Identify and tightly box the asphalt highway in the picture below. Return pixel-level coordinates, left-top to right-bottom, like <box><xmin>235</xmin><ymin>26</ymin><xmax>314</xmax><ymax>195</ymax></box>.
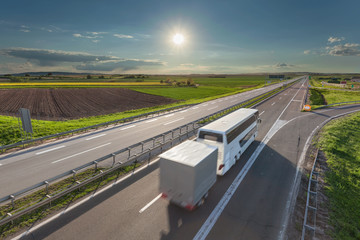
<box><xmin>12</xmin><ymin>78</ymin><xmax>360</xmax><ymax>240</ymax></box>
<box><xmin>0</xmin><ymin>78</ymin><xmax>299</xmax><ymax>199</ymax></box>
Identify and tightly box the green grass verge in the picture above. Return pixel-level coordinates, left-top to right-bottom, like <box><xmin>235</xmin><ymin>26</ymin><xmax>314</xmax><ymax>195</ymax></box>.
<box><xmin>318</xmin><ymin>89</ymin><xmax>360</xmax><ymax>104</ymax></box>
<box><xmin>0</xmin><ymin>103</ymin><xmax>183</xmax><ymax>146</ymax></box>
<box><xmin>309</xmin><ymin>88</ymin><xmax>360</xmax><ymax>109</ymax></box>
<box><xmin>317</xmin><ymin>112</ymin><xmax>360</xmax><ymax>239</ymax></box>
<box><xmin>309</xmin><ymin>88</ymin><xmax>326</xmax><ymax>105</ymax></box>
<box><xmin>0</xmin><ymin>164</ymin><xmax>139</xmax><ymax>238</ymax></box>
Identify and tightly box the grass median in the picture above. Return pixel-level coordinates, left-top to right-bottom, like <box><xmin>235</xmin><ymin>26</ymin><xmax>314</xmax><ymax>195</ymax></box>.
<box><xmin>317</xmin><ymin>112</ymin><xmax>360</xmax><ymax>239</ymax></box>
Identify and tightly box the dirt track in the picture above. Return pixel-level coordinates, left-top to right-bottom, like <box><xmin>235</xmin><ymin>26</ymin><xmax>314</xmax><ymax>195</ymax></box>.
<box><xmin>0</xmin><ymin>88</ymin><xmax>177</xmax><ymax>120</ymax></box>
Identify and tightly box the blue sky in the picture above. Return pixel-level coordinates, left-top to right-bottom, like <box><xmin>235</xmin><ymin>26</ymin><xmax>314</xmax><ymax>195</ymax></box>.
<box><xmin>1</xmin><ymin>0</ymin><xmax>359</xmax><ymax>74</ymax></box>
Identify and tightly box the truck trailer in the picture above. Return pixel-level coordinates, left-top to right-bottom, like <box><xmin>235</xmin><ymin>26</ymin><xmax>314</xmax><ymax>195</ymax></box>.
<box><xmin>159</xmin><ymin>140</ymin><xmax>218</xmax><ymax>210</ymax></box>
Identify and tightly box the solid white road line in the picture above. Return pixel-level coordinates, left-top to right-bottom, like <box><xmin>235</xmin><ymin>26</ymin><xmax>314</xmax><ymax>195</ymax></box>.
<box><xmin>180</xmin><ymin>110</ymin><xmax>188</xmax><ymax>113</ymax></box>
<box><xmin>85</xmin><ymin>134</ymin><xmax>106</xmax><ymax>141</ymax></box>
<box><xmin>139</xmin><ymin>193</ymin><xmax>162</xmax><ymax>213</ymax></box>
<box><xmin>145</xmin><ymin>118</ymin><xmax>158</xmax><ymax>123</ymax></box>
<box><xmin>260</xmin><ymin>111</ymin><xmax>265</xmax><ymax>116</ymax></box>
<box><xmin>52</xmin><ymin>143</ymin><xmax>112</xmax><ymax>164</ymax></box>
<box><xmin>36</xmin><ymin>145</ymin><xmax>66</xmax><ymax>155</ymax></box>
<box><xmin>207</xmin><ymin>106</ymin><xmax>218</xmax><ymax>111</ymax></box>
<box><xmin>193</xmin><ymin>79</ymin><xmax>306</xmax><ymax>240</ymax></box>
<box><xmin>164</xmin><ymin>114</ymin><xmax>174</xmax><ymax>118</ymax></box>
<box><xmin>202</xmin><ymin>104</ymin><xmax>208</xmax><ymax>107</ymax></box>
<box><xmin>192</xmin><ymin>107</ymin><xmax>199</xmax><ymax>110</ymax></box>
<box><xmin>120</xmin><ymin>125</ymin><xmax>136</xmax><ymax>131</ymax></box>
<box><xmin>0</xmin><ymin>163</ymin><xmax>2</xmax><ymax>166</ymax></box>
<box><xmin>163</xmin><ymin>117</ymin><xmax>185</xmax><ymax>126</ymax></box>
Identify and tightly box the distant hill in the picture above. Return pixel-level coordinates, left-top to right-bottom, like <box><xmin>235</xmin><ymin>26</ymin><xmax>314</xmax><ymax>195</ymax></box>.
<box><xmin>5</xmin><ymin>72</ymin><xmax>93</xmax><ymax>76</ymax></box>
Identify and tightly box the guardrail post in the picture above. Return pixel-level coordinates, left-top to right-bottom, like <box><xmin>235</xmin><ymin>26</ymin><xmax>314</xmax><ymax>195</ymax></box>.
<box><xmin>148</xmin><ymin>149</ymin><xmax>151</xmax><ymax>165</ymax></box>
<box><xmin>132</xmin><ymin>157</ymin><xmax>137</xmax><ymax>174</ymax></box>
<box><xmin>44</xmin><ymin>181</ymin><xmax>49</xmax><ymax>194</ymax></box>
<box><xmin>141</xmin><ymin>142</ymin><xmax>144</xmax><ymax>152</ymax></box>
<box><xmin>112</xmin><ymin>153</ymin><xmax>116</xmax><ymax>167</ymax></box>
<box><xmin>171</xmin><ymin>130</ymin><xmax>174</xmax><ymax>139</ymax></box>
<box><xmin>72</xmin><ymin>170</ymin><xmax>77</xmax><ymax>182</ymax></box>
<box><xmin>162</xmin><ymin>134</ymin><xmax>166</xmax><ymax>144</ymax></box>
<box><xmin>128</xmin><ymin>147</ymin><xmax>131</xmax><ymax>158</ymax></box>
<box><xmin>152</xmin><ymin>138</ymin><xmax>156</xmax><ymax>147</ymax></box>
<box><xmin>94</xmin><ymin>160</ymin><xmax>98</xmax><ymax>172</ymax></box>
<box><xmin>179</xmin><ymin>127</ymin><xmax>182</xmax><ymax>135</ymax></box>
<box><xmin>10</xmin><ymin>195</ymin><xmax>15</xmax><ymax>208</ymax></box>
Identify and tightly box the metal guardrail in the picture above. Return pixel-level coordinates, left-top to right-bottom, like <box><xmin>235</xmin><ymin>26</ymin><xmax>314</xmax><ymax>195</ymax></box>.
<box><xmin>300</xmin><ymin>106</ymin><xmax>360</xmax><ymax>240</ymax></box>
<box><xmin>0</xmin><ymin>79</ymin><xmax>300</xmax><ymax>226</ymax></box>
<box><xmin>314</xmin><ymin>101</ymin><xmax>360</xmax><ymax>109</ymax></box>
<box><xmin>0</xmin><ymin>104</ymin><xmax>197</xmax><ymax>153</ymax></box>
<box><xmin>301</xmin><ymin>148</ymin><xmax>319</xmax><ymax>240</ymax></box>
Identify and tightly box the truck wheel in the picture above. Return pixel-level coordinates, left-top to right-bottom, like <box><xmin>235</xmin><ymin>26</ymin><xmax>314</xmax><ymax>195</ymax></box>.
<box><xmin>197</xmin><ymin>197</ymin><xmax>205</xmax><ymax>207</ymax></box>
<box><xmin>204</xmin><ymin>192</ymin><xmax>209</xmax><ymax>199</ymax></box>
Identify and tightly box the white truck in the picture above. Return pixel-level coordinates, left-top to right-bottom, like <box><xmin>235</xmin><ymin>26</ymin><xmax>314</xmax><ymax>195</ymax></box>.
<box><xmin>159</xmin><ymin>140</ymin><xmax>218</xmax><ymax>210</ymax></box>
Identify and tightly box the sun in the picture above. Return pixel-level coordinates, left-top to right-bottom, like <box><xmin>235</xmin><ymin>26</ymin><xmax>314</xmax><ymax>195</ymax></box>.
<box><xmin>173</xmin><ymin>33</ymin><xmax>184</xmax><ymax>45</ymax></box>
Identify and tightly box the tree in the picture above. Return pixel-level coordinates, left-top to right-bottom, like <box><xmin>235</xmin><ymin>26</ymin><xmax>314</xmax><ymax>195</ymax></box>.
<box><xmin>87</xmin><ymin>75</ymin><xmax>92</xmax><ymax>79</ymax></box>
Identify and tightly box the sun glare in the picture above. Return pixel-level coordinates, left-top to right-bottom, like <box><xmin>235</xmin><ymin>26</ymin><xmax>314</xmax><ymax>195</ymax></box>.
<box><xmin>173</xmin><ymin>33</ymin><xmax>184</xmax><ymax>45</ymax></box>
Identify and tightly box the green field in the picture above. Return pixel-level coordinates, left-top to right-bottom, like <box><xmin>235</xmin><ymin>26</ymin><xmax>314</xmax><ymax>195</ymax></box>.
<box><xmin>309</xmin><ymin>88</ymin><xmax>360</xmax><ymax>109</ymax></box>
<box><xmin>317</xmin><ymin>112</ymin><xmax>360</xmax><ymax>239</ymax></box>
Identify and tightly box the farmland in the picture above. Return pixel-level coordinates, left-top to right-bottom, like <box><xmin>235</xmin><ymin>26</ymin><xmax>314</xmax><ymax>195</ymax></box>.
<box><xmin>0</xmin><ymin>88</ymin><xmax>177</xmax><ymax>120</ymax></box>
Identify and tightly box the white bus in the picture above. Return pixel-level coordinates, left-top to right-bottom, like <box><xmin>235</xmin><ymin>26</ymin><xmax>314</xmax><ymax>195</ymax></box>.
<box><xmin>197</xmin><ymin>108</ymin><xmax>260</xmax><ymax>175</ymax></box>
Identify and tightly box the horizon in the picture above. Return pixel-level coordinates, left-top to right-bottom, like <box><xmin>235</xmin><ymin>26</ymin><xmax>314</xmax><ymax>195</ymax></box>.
<box><xmin>1</xmin><ymin>0</ymin><xmax>360</xmax><ymax>74</ymax></box>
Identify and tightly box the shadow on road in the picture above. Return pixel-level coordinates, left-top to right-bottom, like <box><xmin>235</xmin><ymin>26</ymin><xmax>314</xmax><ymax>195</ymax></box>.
<box><xmin>16</xmin><ymin>139</ymin><xmax>302</xmax><ymax>240</ymax></box>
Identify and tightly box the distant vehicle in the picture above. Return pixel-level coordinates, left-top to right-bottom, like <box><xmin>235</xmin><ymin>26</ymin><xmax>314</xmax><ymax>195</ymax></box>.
<box><xmin>159</xmin><ymin>140</ymin><xmax>218</xmax><ymax>211</ymax></box>
<box><xmin>197</xmin><ymin>108</ymin><xmax>260</xmax><ymax>175</ymax></box>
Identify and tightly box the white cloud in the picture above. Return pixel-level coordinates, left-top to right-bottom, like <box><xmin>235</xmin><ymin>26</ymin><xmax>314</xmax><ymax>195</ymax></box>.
<box><xmin>328</xmin><ymin>36</ymin><xmax>345</xmax><ymax>44</ymax></box>
<box><xmin>20</xmin><ymin>25</ymin><xmax>30</xmax><ymax>33</ymax></box>
<box><xmin>304</xmin><ymin>50</ymin><xmax>311</xmax><ymax>55</ymax></box>
<box><xmin>73</xmin><ymin>32</ymin><xmax>105</xmax><ymax>42</ymax></box>
<box><xmin>326</xmin><ymin>43</ymin><xmax>360</xmax><ymax>56</ymax></box>
<box><xmin>113</xmin><ymin>34</ymin><xmax>134</xmax><ymax>39</ymax></box>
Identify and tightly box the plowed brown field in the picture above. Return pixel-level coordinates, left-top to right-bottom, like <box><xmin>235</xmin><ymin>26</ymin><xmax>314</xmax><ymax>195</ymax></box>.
<box><xmin>0</xmin><ymin>88</ymin><xmax>177</xmax><ymax>120</ymax></box>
